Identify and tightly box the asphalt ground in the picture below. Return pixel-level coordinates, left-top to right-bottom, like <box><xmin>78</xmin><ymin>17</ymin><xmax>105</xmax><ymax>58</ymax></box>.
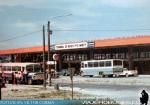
<box><xmin>54</xmin><ymin>75</ymin><xmax>150</xmax><ymax>105</ymax></box>
<box><xmin>52</xmin><ymin>75</ymin><xmax>150</xmax><ymax>86</ymax></box>
<box><xmin>2</xmin><ymin>75</ymin><xmax>150</xmax><ymax>105</ymax></box>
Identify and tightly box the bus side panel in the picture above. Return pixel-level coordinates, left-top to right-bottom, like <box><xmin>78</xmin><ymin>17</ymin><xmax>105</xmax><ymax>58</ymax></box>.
<box><xmin>81</xmin><ymin>67</ymin><xmax>113</xmax><ymax>76</ymax></box>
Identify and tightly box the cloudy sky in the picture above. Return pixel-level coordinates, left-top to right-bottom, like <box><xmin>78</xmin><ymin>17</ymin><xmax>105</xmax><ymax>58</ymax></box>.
<box><xmin>0</xmin><ymin>0</ymin><xmax>150</xmax><ymax>49</ymax></box>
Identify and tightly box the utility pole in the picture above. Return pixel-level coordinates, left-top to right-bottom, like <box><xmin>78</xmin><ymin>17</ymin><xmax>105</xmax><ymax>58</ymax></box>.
<box><xmin>46</xmin><ymin>14</ymin><xmax>71</xmax><ymax>86</ymax></box>
<box><xmin>69</xmin><ymin>66</ymin><xmax>75</xmax><ymax>100</ymax></box>
<box><xmin>48</xmin><ymin>21</ymin><xmax>52</xmax><ymax>86</ymax></box>
<box><xmin>43</xmin><ymin>25</ymin><xmax>46</xmax><ymax>89</ymax></box>
<box><xmin>71</xmin><ymin>71</ymin><xmax>73</xmax><ymax>100</ymax></box>
<box><xmin>0</xmin><ymin>85</ymin><xmax>1</xmax><ymax>100</ymax></box>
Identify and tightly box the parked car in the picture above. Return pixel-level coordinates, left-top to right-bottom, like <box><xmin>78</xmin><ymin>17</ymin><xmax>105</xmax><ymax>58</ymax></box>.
<box><xmin>119</xmin><ymin>68</ymin><xmax>138</xmax><ymax>77</ymax></box>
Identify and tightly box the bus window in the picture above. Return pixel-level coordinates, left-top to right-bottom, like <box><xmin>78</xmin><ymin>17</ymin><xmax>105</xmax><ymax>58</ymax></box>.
<box><xmin>113</xmin><ymin>60</ymin><xmax>122</xmax><ymax>66</ymax></box>
<box><xmin>6</xmin><ymin>66</ymin><xmax>11</xmax><ymax>71</ymax></box>
<box><xmin>12</xmin><ymin>66</ymin><xmax>21</xmax><ymax>72</ymax></box>
<box><xmin>2</xmin><ymin>67</ymin><xmax>6</xmax><ymax>71</ymax></box>
<box><xmin>26</xmin><ymin>64</ymin><xmax>42</xmax><ymax>72</ymax></box>
<box><xmin>94</xmin><ymin>62</ymin><xmax>98</xmax><ymax>67</ymax></box>
<box><xmin>85</xmin><ymin>64</ymin><xmax>87</xmax><ymax>68</ymax></box>
<box><xmin>81</xmin><ymin>63</ymin><xmax>84</xmax><ymax>68</ymax></box>
<box><xmin>34</xmin><ymin>65</ymin><xmax>42</xmax><ymax>72</ymax></box>
<box><xmin>26</xmin><ymin>65</ymin><xmax>34</xmax><ymax>72</ymax></box>
<box><xmin>105</xmin><ymin>61</ymin><xmax>111</xmax><ymax>67</ymax></box>
<box><xmin>99</xmin><ymin>61</ymin><xmax>104</xmax><ymax>67</ymax></box>
<box><xmin>88</xmin><ymin>62</ymin><xmax>93</xmax><ymax>67</ymax></box>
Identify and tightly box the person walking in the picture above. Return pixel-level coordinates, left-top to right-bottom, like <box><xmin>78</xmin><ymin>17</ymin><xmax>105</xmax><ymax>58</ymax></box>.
<box><xmin>140</xmin><ymin>90</ymin><xmax>149</xmax><ymax>105</ymax></box>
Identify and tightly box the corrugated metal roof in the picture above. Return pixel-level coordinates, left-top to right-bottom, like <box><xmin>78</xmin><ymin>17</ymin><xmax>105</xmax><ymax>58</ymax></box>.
<box><xmin>95</xmin><ymin>35</ymin><xmax>150</xmax><ymax>48</ymax></box>
<box><xmin>0</xmin><ymin>46</ymin><xmax>48</xmax><ymax>55</ymax></box>
<box><xmin>0</xmin><ymin>35</ymin><xmax>150</xmax><ymax>55</ymax></box>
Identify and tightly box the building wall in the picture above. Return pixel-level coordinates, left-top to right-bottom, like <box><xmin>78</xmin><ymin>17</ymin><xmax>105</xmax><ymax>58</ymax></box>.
<box><xmin>58</xmin><ymin>46</ymin><xmax>150</xmax><ymax>74</ymax></box>
<box><xmin>1</xmin><ymin>45</ymin><xmax>150</xmax><ymax>75</ymax></box>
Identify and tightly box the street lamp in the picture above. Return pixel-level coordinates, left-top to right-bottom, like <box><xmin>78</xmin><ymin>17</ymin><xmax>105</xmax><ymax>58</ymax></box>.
<box><xmin>47</xmin><ymin>14</ymin><xmax>72</xmax><ymax>86</ymax></box>
<box><xmin>47</xmin><ymin>21</ymin><xmax>52</xmax><ymax>86</ymax></box>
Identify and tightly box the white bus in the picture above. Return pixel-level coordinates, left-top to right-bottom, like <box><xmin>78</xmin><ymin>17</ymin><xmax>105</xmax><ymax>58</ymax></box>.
<box><xmin>80</xmin><ymin>59</ymin><xmax>124</xmax><ymax>77</ymax></box>
<box><xmin>0</xmin><ymin>63</ymin><xmax>44</xmax><ymax>84</ymax></box>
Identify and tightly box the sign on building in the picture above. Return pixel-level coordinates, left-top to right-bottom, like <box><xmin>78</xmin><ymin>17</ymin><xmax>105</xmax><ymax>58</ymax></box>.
<box><xmin>54</xmin><ymin>42</ymin><xmax>94</xmax><ymax>50</ymax></box>
<box><xmin>53</xmin><ymin>54</ymin><xmax>59</xmax><ymax>61</ymax></box>
<box><xmin>47</xmin><ymin>61</ymin><xmax>55</xmax><ymax>65</ymax></box>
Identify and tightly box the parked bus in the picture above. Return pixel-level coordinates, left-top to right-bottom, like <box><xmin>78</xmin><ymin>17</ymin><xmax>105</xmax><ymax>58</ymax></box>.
<box><xmin>80</xmin><ymin>59</ymin><xmax>124</xmax><ymax>77</ymax></box>
<box><xmin>0</xmin><ymin>63</ymin><xmax>44</xmax><ymax>84</ymax></box>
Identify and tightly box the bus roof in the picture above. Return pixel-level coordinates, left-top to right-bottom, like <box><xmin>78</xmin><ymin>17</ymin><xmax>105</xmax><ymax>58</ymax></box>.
<box><xmin>81</xmin><ymin>59</ymin><xmax>123</xmax><ymax>63</ymax></box>
<box><xmin>0</xmin><ymin>62</ymin><xmax>40</xmax><ymax>67</ymax></box>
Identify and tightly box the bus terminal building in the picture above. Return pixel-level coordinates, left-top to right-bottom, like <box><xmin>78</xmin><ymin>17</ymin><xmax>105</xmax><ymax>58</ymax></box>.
<box><xmin>0</xmin><ymin>35</ymin><xmax>150</xmax><ymax>75</ymax></box>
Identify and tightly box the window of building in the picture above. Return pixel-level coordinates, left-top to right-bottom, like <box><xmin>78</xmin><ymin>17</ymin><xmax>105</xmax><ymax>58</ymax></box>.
<box><xmin>70</xmin><ymin>55</ymin><xmax>73</xmax><ymax>61</ymax></box>
<box><xmin>140</xmin><ymin>52</ymin><xmax>145</xmax><ymax>58</ymax></box>
<box><xmin>81</xmin><ymin>54</ymin><xmax>85</xmax><ymax>61</ymax></box>
<box><xmin>78</xmin><ymin>54</ymin><xmax>82</xmax><ymax>60</ymax></box>
<box><xmin>84</xmin><ymin>54</ymin><xmax>88</xmax><ymax>60</ymax></box>
<box><xmin>106</xmin><ymin>54</ymin><xmax>111</xmax><ymax>59</ymax></box>
<box><xmin>66</xmin><ymin>55</ymin><xmax>70</xmax><ymax>61</ymax></box>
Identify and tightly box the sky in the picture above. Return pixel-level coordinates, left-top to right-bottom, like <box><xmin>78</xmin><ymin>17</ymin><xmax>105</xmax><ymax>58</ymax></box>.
<box><xmin>0</xmin><ymin>0</ymin><xmax>150</xmax><ymax>50</ymax></box>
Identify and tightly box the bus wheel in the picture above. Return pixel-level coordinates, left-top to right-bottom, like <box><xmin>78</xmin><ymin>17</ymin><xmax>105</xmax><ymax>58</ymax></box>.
<box><xmin>17</xmin><ymin>79</ymin><xmax>21</xmax><ymax>84</ymax></box>
<box><xmin>99</xmin><ymin>75</ymin><xmax>104</xmax><ymax>78</ymax></box>
<box><xmin>81</xmin><ymin>74</ymin><xmax>84</xmax><ymax>77</ymax></box>
<box><xmin>5</xmin><ymin>78</ymin><xmax>9</xmax><ymax>84</ymax></box>
<box><xmin>80</xmin><ymin>73</ymin><xmax>84</xmax><ymax>77</ymax></box>
<box><xmin>125</xmin><ymin>73</ymin><xmax>129</xmax><ymax>77</ymax></box>
<box><xmin>28</xmin><ymin>79</ymin><xmax>33</xmax><ymax>85</ymax></box>
<box><xmin>113</xmin><ymin>74</ymin><xmax>116</xmax><ymax>78</ymax></box>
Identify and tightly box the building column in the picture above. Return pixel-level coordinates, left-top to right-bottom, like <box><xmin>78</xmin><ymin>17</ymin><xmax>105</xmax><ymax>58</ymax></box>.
<box><xmin>89</xmin><ymin>49</ymin><xmax>94</xmax><ymax>60</ymax></box>
<box><xmin>128</xmin><ymin>47</ymin><xmax>133</xmax><ymax>70</ymax></box>
<box><xmin>58</xmin><ymin>53</ymin><xmax>62</xmax><ymax>72</ymax></box>
<box><xmin>10</xmin><ymin>55</ymin><xmax>15</xmax><ymax>62</ymax></box>
<box><xmin>15</xmin><ymin>54</ymin><xmax>21</xmax><ymax>62</ymax></box>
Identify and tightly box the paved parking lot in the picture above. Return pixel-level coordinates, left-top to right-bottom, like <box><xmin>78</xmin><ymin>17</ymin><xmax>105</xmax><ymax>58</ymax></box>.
<box><xmin>2</xmin><ymin>75</ymin><xmax>150</xmax><ymax>105</ymax></box>
<box><xmin>52</xmin><ymin>75</ymin><xmax>150</xmax><ymax>86</ymax></box>
<box><xmin>56</xmin><ymin>75</ymin><xmax>150</xmax><ymax>105</ymax></box>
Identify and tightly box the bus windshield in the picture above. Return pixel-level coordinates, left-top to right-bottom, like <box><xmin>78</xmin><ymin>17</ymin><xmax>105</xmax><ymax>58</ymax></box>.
<box><xmin>26</xmin><ymin>64</ymin><xmax>42</xmax><ymax>72</ymax></box>
<box><xmin>113</xmin><ymin>60</ymin><xmax>122</xmax><ymax>66</ymax></box>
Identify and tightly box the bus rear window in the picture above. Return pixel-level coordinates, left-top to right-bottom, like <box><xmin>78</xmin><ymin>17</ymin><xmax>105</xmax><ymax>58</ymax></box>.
<box><xmin>113</xmin><ymin>60</ymin><xmax>122</xmax><ymax>66</ymax></box>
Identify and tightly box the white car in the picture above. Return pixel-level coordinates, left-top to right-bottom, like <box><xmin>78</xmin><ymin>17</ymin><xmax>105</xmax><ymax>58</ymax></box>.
<box><xmin>119</xmin><ymin>68</ymin><xmax>138</xmax><ymax>77</ymax></box>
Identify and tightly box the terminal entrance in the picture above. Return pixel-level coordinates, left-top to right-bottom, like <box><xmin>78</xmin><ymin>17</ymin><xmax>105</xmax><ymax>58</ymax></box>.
<box><xmin>134</xmin><ymin>61</ymin><xmax>150</xmax><ymax>74</ymax></box>
<box><xmin>61</xmin><ymin>62</ymin><xmax>81</xmax><ymax>75</ymax></box>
